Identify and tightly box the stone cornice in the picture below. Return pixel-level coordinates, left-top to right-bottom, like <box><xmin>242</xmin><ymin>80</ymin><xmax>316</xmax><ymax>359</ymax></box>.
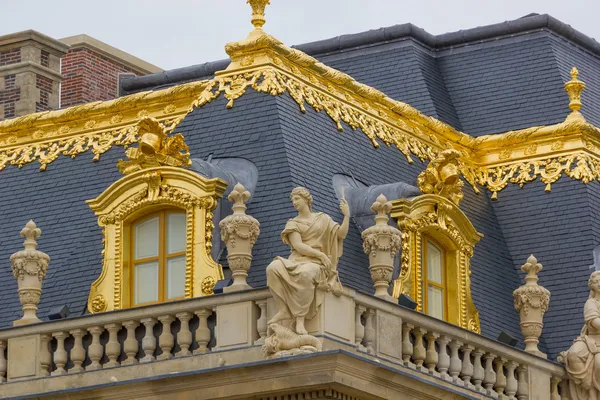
<box><xmin>0</xmin><ymin>61</ymin><xmax>63</xmax><ymax>81</ymax></box>
<box><xmin>59</xmin><ymin>34</ymin><xmax>162</xmax><ymax>75</ymax></box>
<box><xmin>0</xmin><ymin>30</ymin><xmax>70</xmax><ymax>55</ymax></box>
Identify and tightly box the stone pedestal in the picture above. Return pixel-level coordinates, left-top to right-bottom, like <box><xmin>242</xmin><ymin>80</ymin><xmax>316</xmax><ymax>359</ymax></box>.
<box><xmin>220</xmin><ymin>183</ymin><xmax>260</xmax><ymax>293</ymax></box>
<box><xmin>513</xmin><ymin>254</ymin><xmax>550</xmax><ymax>358</ymax></box>
<box><xmin>361</xmin><ymin>194</ymin><xmax>401</xmax><ymax>302</ymax></box>
<box><xmin>10</xmin><ymin>220</ymin><xmax>50</xmax><ymax>326</ymax></box>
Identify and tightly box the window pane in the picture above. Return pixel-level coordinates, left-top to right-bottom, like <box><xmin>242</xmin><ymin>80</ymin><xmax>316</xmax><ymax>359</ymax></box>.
<box><xmin>427</xmin><ymin>241</ymin><xmax>443</xmax><ymax>284</ymax></box>
<box><xmin>167</xmin><ymin>213</ymin><xmax>186</xmax><ymax>254</ymax></box>
<box><xmin>134</xmin><ymin>217</ymin><xmax>159</xmax><ymax>259</ymax></box>
<box><xmin>135</xmin><ymin>261</ymin><xmax>159</xmax><ymax>304</ymax></box>
<box><xmin>427</xmin><ymin>285</ymin><xmax>444</xmax><ymax>319</ymax></box>
<box><xmin>167</xmin><ymin>256</ymin><xmax>186</xmax><ymax>299</ymax></box>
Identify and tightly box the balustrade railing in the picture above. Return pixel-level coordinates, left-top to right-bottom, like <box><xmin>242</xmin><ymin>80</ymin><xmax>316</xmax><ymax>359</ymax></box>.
<box><xmin>0</xmin><ymin>287</ymin><xmax>567</xmax><ymax>399</ymax></box>
<box><xmin>353</xmin><ymin>292</ymin><xmax>568</xmax><ymax>399</ymax></box>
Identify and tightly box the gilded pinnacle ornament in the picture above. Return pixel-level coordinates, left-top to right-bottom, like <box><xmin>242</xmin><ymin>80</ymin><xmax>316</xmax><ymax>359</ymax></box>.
<box><xmin>247</xmin><ymin>0</ymin><xmax>271</xmax><ymax>29</ymax></box>
<box><xmin>564</xmin><ymin>66</ymin><xmax>586</xmax><ymax>121</ymax></box>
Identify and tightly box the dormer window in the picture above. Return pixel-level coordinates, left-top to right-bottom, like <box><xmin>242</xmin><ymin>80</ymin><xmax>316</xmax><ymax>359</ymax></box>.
<box><xmin>131</xmin><ymin>210</ymin><xmax>186</xmax><ymax>305</ymax></box>
<box><xmin>86</xmin><ymin>117</ymin><xmax>228</xmax><ymax>313</ymax></box>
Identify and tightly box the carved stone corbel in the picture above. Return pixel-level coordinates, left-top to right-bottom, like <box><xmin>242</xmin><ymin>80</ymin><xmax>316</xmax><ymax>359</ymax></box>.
<box><xmin>10</xmin><ymin>220</ymin><xmax>50</xmax><ymax>326</ymax></box>
<box><xmin>361</xmin><ymin>194</ymin><xmax>401</xmax><ymax>302</ymax></box>
<box><xmin>513</xmin><ymin>254</ymin><xmax>550</xmax><ymax>358</ymax></box>
<box><xmin>219</xmin><ymin>183</ymin><xmax>260</xmax><ymax>292</ymax></box>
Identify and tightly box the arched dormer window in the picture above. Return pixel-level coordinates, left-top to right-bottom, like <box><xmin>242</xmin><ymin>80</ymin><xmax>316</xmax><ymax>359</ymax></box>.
<box><xmin>86</xmin><ymin>165</ymin><xmax>228</xmax><ymax>313</ymax></box>
<box><xmin>390</xmin><ymin>194</ymin><xmax>483</xmax><ymax>333</ymax></box>
<box><xmin>130</xmin><ymin>210</ymin><xmax>186</xmax><ymax>305</ymax></box>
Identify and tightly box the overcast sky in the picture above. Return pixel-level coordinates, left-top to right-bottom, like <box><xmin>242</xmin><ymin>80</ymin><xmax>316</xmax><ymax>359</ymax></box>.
<box><xmin>3</xmin><ymin>1</ymin><xmax>599</xmax><ymax>71</ymax></box>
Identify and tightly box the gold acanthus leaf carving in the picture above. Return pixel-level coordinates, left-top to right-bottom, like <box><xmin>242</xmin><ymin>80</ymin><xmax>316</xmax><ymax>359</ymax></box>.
<box><xmin>417</xmin><ymin>149</ymin><xmax>464</xmax><ymax>205</ymax></box>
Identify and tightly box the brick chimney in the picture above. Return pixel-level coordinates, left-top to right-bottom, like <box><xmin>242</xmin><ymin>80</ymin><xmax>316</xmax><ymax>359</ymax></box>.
<box><xmin>58</xmin><ymin>35</ymin><xmax>162</xmax><ymax>108</ymax></box>
<box><xmin>0</xmin><ymin>30</ymin><xmax>69</xmax><ymax>120</ymax></box>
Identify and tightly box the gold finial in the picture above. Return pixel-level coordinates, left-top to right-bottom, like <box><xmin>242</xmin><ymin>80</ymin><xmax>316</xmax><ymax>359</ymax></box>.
<box><xmin>564</xmin><ymin>66</ymin><xmax>586</xmax><ymax>120</ymax></box>
<box><xmin>247</xmin><ymin>0</ymin><xmax>270</xmax><ymax>29</ymax></box>
<box><xmin>117</xmin><ymin>116</ymin><xmax>191</xmax><ymax>175</ymax></box>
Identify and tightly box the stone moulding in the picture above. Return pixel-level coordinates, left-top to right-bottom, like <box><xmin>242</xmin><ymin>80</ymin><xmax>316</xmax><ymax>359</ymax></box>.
<box><xmin>85</xmin><ymin>166</ymin><xmax>228</xmax><ymax>313</ymax></box>
<box><xmin>391</xmin><ymin>194</ymin><xmax>483</xmax><ymax>333</ymax></box>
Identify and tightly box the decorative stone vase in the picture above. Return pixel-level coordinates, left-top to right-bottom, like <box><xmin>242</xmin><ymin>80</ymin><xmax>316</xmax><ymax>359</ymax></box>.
<box><xmin>361</xmin><ymin>194</ymin><xmax>402</xmax><ymax>302</ymax></box>
<box><xmin>219</xmin><ymin>183</ymin><xmax>260</xmax><ymax>292</ymax></box>
<box><xmin>513</xmin><ymin>254</ymin><xmax>550</xmax><ymax>358</ymax></box>
<box><xmin>10</xmin><ymin>220</ymin><xmax>50</xmax><ymax>326</ymax></box>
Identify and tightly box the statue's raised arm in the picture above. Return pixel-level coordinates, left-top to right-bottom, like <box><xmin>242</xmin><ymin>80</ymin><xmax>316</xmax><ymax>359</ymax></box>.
<box><xmin>264</xmin><ymin>187</ymin><xmax>348</xmax><ymax>357</ymax></box>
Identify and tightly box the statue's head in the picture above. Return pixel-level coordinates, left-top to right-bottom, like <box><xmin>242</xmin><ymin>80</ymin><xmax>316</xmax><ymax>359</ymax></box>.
<box><xmin>290</xmin><ymin>187</ymin><xmax>313</xmax><ymax>212</ymax></box>
<box><xmin>590</xmin><ymin>271</ymin><xmax>600</xmax><ymax>297</ymax></box>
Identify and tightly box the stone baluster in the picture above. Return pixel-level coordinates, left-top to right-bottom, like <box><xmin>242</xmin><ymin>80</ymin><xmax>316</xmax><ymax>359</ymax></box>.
<box><xmin>10</xmin><ymin>220</ymin><xmax>50</xmax><ymax>326</ymax></box>
<box><xmin>0</xmin><ymin>340</ymin><xmax>6</xmax><ymax>383</ymax></box>
<box><xmin>140</xmin><ymin>317</ymin><xmax>157</xmax><ymax>362</ymax></box>
<box><xmin>482</xmin><ymin>353</ymin><xmax>497</xmax><ymax>396</ymax></box>
<box><xmin>551</xmin><ymin>377</ymin><xmax>561</xmax><ymax>400</ymax></box>
<box><xmin>355</xmin><ymin>305</ymin><xmax>366</xmax><ymax>351</ymax></box>
<box><xmin>88</xmin><ymin>326</ymin><xmax>105</xmax><ymax>370</ymax></box>
<box><xmin>494</xmin><ymin>357</ymin><xmax>507</xmax><ymax>396</ymax></box>
<box><xmin>424</xmin><ymin>332</ymin><xmax>439</xmax><ymax>374</ymax></box>
<box><xmin>505</xmin><ymin>361</ymin><xmax>518</xmax><ymax>399</ymax></box>
<box><xmin>122</xmin><ymin>320</ymin><xmax>139</xmax><ymax>365</ymax></box>
<box><xmin>70</xmin><ymin>328</ymin><xmax>87</xmax><ymax>373</ymax></box>
<box><xmin>361</xmin><ymin>194</ymin><xmax>401</xmax><ymax>302</ymax></box>
<box><xmin>39</xmin><ymin>333</ymin><xmax>52</xmax><ymax>376</ymax></box>
<box><xmin>51</xmin><ymin>331</ymin><xmax>69</xmax><ymax>375</ymax></box>
<box><xmin>401</xmin><ymin>323</ymin><xmax>414</xmax><ymax>367</ymax></box>
<box><xmin>513</xmin><ymin>255</ymin><xmax>550</xmax><ymax>358</ymax></box>
<box><xmin>254</xmin><ymin>300</ymin><xmax>268</xmax><ymax>345</ymax></box>
<box><xmin>516</xmin><ymin>366</ymin><xmax>529</xmax><ymax>400</ymax></box>
<box><xmin>437</xmin><ymin>336</ymin><xmax>451</xmax><ymax>380</ymax></box>
<box><xmin>412</xmin><ymin>328</ymin><xmax>427</xmax><ymax>370</ymax></box>
<box><xmin>176</xmin><ymin>312</ymin><xmax>193</xmax><ymax>356</ymax></box>
<box><xmin>472</xmin><ymin>349</ymin><xmax>485</xmax><ymax>391</ymax></box>
<box><xmin>460</xmin><ymin>344</ymin><xmax>474</xmax><ymax>387</ymax></box>
<box><xmin>194</xmin><ymin>309</ymin><xmax>212</xmax><ymax>354</ymax></box>
<box><xmin>363</xmin><ymin>309</ymin><xmax>375</xmax><ymax>354</ymax></box>
<box><xmin>219</xmin><ymin>183</ymin><xmax>260</xmax><ymax>293</ymax></box>
<box><xmin>448</xmin><ymin>340</ymin><xmax>463</xmax><ymax>383</ymax></box>
<box><xmin>105</xmin><ymin>323</ymin><xmax>122</xmax><ymax>367</ymax></box>
<box><xmin>158</xmin><ymin>315</ymin><xmax>175</xmax><ymax>360</ymax></box>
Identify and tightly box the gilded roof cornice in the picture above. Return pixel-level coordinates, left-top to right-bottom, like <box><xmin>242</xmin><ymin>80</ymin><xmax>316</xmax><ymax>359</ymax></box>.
<box><xmin>0</xmin><ymin>81</ymin><xmax>208</xmax><ymax>171</ymax></box>
<box><xmin>0</xmin><ymin>3</ymin><xmax>598</xmax><ymax>200</ymax></box>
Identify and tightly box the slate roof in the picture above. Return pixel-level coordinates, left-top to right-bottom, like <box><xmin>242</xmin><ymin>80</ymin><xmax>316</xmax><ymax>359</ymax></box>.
<box><xmin>1</xmin><ymin>13</ymin><xmax>600</xmax><ymax>360</ymax></box>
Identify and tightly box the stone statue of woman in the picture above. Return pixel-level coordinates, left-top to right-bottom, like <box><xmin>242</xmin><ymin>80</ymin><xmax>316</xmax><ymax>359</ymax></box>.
<box><xmin>266</xmin><ymin>186</ymin><xmax>349</xmax><ymax>336</ymax></box>
<box><xmin>560</xmin><ymin>271</ymin><xmax>600</xmax><ymax>399</ymax></box>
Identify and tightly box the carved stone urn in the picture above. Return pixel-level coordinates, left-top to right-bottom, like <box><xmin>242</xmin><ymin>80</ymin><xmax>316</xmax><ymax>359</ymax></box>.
<box><xmin>219</xmin><ymin>183</ymin><xmax>260</xmax><ymax>292</ymax></box>
<box><xmin>10</xmin><ymin>220</ymin><xmax>50</xmax><ymax>326</ymax></box>
<box><xmin>361</xmin><ymin>194</ymin><xmax>402</xmax><ymax>302</ymax></box>
<box><xmin>513</xmin><ymin>254</ymin><xmax>550</xmax><ymax>358</ymax></box>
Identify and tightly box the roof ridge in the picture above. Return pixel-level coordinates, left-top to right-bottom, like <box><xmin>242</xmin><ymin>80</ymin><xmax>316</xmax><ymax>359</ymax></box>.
<box><xmin>120</xmin><ymin>13</ymin><xmax>600</xmax><ymax>95</ymax></box>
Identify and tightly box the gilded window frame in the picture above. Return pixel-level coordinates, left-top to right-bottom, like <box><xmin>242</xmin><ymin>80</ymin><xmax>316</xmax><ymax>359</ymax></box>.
<box><xmin>86</xmin><ymin>166</ymin><xmax>228</xmax><ymax>313</ymax></box>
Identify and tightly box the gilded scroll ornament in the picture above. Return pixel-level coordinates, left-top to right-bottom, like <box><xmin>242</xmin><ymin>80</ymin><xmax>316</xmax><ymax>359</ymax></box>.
<box><xmin>117</xmin><ymin>116</ymin><xmax>191</xmax><ymax>175</ymax></box>
<box><xmin>417</xmin><ymin>149</ymin><xmax>464</xmax><ymax>205</ymax></box>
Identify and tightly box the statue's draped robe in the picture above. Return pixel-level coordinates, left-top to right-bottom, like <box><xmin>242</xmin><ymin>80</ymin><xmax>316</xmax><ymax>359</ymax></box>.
<box><xmin>267</xmin><ymin>212</ymin><xmax>343</xmax><ymax>320</ymax></box>
<box><xmin>564</xmin><ymin>298</ymin><xmax>600</xmax><ymax>400</ymax></box>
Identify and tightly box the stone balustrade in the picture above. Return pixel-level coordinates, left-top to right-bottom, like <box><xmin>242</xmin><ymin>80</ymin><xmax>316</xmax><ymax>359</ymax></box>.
<box><xmin>0</xmin><ymin>287</ymin><xmax>566</xmax><ymax>399</ymax></box>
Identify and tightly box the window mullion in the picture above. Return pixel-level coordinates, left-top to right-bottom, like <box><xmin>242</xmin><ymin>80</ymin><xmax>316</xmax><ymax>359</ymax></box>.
<box><xmin>159</xmin><ymin>210</ymin><xmax>166</xmax><ymax>303</ymax></box>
